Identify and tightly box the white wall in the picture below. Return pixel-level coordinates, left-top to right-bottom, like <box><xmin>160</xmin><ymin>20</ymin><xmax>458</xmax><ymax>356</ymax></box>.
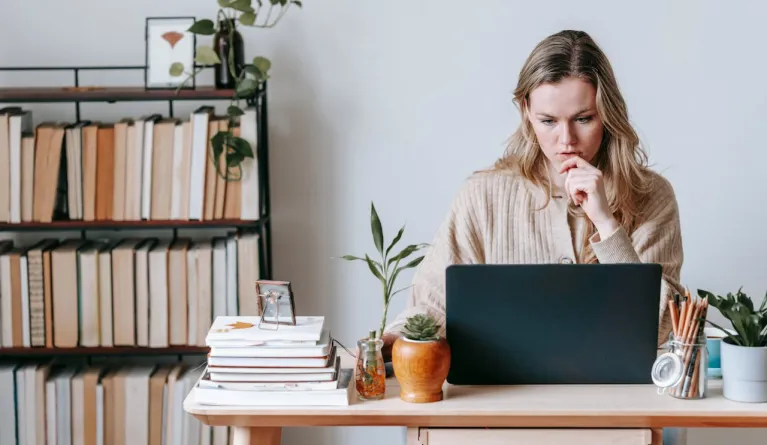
<box><xmin>3</xmin><ymin>1</ymin><xmax>766</xmax><ymax>444</ymax></box>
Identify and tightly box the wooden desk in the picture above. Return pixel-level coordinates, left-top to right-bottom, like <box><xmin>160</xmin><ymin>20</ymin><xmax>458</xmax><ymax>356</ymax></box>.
<box><xmin>184</xmin><ymin>356</ymin><xmax>767</xmax><ymax>445</ymax></box>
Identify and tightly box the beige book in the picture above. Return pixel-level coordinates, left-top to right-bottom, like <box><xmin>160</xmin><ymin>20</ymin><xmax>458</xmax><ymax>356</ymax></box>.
<box><xmin>81</xmin><ymin>123</ymin><xmax>99</xmax><ymax>221</ymax></box>
<box><xmin>112</xmin><ymin>239</ymin><xmax>144</xmax><ymax>346</ymax></box>
<box><xmin>213</xmin><ymin>119</ymin><xmax>228</xmax><ymax>219</ymax></box>
<box><xmin>101</xmin><ymin>370</ymin><xmax>117</xmax><ymax>445</ymax></box>
<box><xmin>148</xmin><ymin>366</ymin><xmax>173</xmax><ymax>445</ymax></box>
<box><xmin>8</xmin><ymin>110</ymin><xmax>32</xmax><ymax>223</ymax></box>
<box><xmin>77</xmin><ymin>245</ymin><xmax>101</xmax><ymax>347</ymax></box>
<box><xmin>196</xmin><ymin>241</ymin><xmax>213</xmax><ymax>346</ymax></box>
<box><xmin>20</xmin><ymin>134</ymin><xmax>35</xmax><ymax>222</ymax></box>
<box><xmin>203</xmin><ymin>119</ymin><xmax>221</xmax><ymax>220</ymax></box>
<box><xmin>34</xmin><ymin>364</ymin><xmax>52</xmax><ymax>445</ymax></box>
<box><xmin>98</xmin><ymin>242</ymin><xmax>116</xmax><ymax>347</ymax></box>
<box><xmin>71</xmin><ymin>371</ymin><xmax>85</xmax><ymax>445</ymax></box>
<box><xmin>171</xmin><ymin>120</ymin><xmax>192</xmax><ymax>220</ymax></box>
<box><xmin>168</xmin><ymin>238</ymin><xmax>190</xmax><ymax>345</ymax></box>
<box><xmin>124</xmin><ymin>367</ymin><xmax>157</xmax><ymax>445</ymax></box>
<box><xmin>148</xmin><ymin>240</ymin><xmax>171</xmax><ymax>348</ymax></box>
<box><xmin>236</xmin><ymin>231</ymin><xmax>261</xmax><ymax>316</ymax></box>
<box><xmin>0</xmin><ymin>108</ymin><xmax>14</xmax><ymax>222</ymax></box>
<box><xmin>150</xmin><ymin>119</ymin><xmax>177</xmax><ymax>220</ymax></box>
<box><xmin>163</xmin><ymin>364</ymin><xmax>187</xmax><ymax>445</ymax></box>
<box><xmin>134</xmin><ymin>239</ymin><xmax>156</xmax><ymax>347</ymax></box>
<box><xmin>27</xmin><ymin>239</ymin><xmax>58</xmax><ymax>347</ymax></box>
<box><xmin>188</xmin><ymin>106</ymin><xmax>214</xmax><ymax>220</ymax></box>
<box><xmin>112</xmin><ymin>119</ymin><xmax>131</xmax><ymax>221</ymax></box>
<box><xmin>33</xmin><ymin>123</ymin><xmax>66</xmax><ymax>222</ymax></box>
<box><xmin>186</xmin><ymin>245</ymin><xmax>198</xmax><ymax>347</ymax></box>
<box><xmin>95</xmin><ymin>124</ymin><xmax>115</xmax><ymax>221</ymax></box>
<box><xmin>239</xmin><ymin>107</ymin><xmax>259</xmax><ymax>220</ymax></box>
<box><xmin>51</xmin><ymin>240</ymin><xmax>86</xmax><ymax>347</ymax></box>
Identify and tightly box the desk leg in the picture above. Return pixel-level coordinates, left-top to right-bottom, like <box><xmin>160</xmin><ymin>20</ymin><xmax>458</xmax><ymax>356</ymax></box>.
<box><xmin>232</xmin><ymin>426</ymin><xmax>282</xmax><ymax>445</ymax></box>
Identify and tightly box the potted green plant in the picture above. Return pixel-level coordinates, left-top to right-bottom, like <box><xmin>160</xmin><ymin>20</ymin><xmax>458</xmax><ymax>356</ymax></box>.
<box><xmin>340</xmin><ymin>202</ymin><xmax>428</xmax><ymax>340</ymax></box>
<box><xmin>698</xmin><ymin>287</ymin><xmax>767</xmax><ymax>402</ymax></box>
<box><xmin>173</xmin><ymin>0</ymin><xmax>302</xmax><ymax>181</ymax></box>
<box><xmin>392</xmin><ymin>314</ymin><xmax>451</xmax><ymax>403</ymax></box>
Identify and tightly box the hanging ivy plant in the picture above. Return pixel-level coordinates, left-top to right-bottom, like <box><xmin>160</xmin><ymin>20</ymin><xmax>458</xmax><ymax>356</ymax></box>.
<box><xmin>169</xmin><ymin>0</ymin><xmax>302</xmax><ymax>181</ymax></box>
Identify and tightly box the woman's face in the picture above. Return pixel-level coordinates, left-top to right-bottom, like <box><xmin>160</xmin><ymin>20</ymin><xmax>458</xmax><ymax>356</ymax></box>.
<box><xmin>526</xmin><ymin>76</ymin><xmax>604</xmax><ymax>170</ymax></box>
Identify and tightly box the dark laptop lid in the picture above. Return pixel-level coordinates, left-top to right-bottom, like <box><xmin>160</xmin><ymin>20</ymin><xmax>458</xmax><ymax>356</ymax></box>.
<box><xmin>445</xmin><ymin>263</ymin><xmax>662</xmax><ymax>385</ymax></box>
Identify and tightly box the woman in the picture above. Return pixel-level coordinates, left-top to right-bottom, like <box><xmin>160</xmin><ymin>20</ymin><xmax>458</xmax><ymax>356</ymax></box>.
<box><xmin>383</xmin><ymin>29</ymin><xmax>684</xmax><ymax>356</ymax></box>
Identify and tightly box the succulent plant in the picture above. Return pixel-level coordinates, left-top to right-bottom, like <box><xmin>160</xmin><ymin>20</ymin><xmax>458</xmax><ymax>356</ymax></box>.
<box><xmin>402</xmin><ymin>314</ymin><xmax>441</xmax><ymax>342</ymax></box>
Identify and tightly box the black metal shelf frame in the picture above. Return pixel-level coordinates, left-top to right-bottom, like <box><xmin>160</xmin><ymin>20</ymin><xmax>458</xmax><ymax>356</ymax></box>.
<box><xmin>0</xmin><ymin>64</ymin><xmax>273</xmax><ymax>280</ymax></box>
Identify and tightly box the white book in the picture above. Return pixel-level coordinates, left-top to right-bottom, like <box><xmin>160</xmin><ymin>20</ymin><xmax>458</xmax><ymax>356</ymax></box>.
<box><xmin>209</xmin><ymin>329</ymin><xmax>332</xmax><ymax>357</ymax></box>
<box><xmin>208</xmin><ymin>345</ymin><xmax>335</xmax><ymax>368</ymax></box>
<box><xmin>209</xmin><ymin>356</ymin><xmax>339</xmax><ymax>382</ymax></box>
<box><xmin>198</xmin><ymin>372</ymin><xmax>338</xmax><ymax>391</ymax></box>
<box><xmin>239</xmin><ymin>107</ymin><xmax>259</xmax><ymax>220</ymax></box>
<box><xmin>206</xmin><ymin>315</ymin><xmax>325</xmax><ymax>345</ymax></box>
<box><xmin>9</xmin><ymin>110</ymin><xmax>31</xmax><ymax>223</ymax></box>
<box><xmin>193</xmin><ymin>368</ymin><xmax>353</xmax><ymax>406</ymax></box>
<box><xmin>20</xmin><ymin>255</ymin><xmax>29</xmax><ymax>347</ymax></box>
<box><xmin>0</xmin><ymin>367</ymin><xmax>17</xmax><ymax>445</ymax></box>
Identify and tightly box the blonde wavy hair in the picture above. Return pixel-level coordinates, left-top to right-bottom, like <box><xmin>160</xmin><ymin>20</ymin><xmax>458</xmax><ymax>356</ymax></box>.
<box><xmin>494</xmin><ymin>30</ymin><xmax>654</xmax><ymax>264</ymax></box>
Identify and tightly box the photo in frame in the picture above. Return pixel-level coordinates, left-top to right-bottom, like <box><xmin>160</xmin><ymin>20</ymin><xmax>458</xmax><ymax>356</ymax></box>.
<box><xmin>255</xmin><ymin>280</ymin><xmax>297</xmax><ymax>326</ymax></box>
<box><xmin>144</xmin><ymin>17</ymin><xmax>196</xmax><ymax>89</ymax></box>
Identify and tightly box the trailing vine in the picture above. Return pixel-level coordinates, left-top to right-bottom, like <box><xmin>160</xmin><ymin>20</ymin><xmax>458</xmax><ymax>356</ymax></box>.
<box><xmin>169</xmin><ymin>0</ymin><xmax>302</xmax><ymax>181</ymax></box>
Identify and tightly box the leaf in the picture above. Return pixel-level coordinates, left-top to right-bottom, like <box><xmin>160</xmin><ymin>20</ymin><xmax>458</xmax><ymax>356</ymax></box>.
<box><xmin>385</xmin><ymin>225</ymin><xmax>405</xmax><ymax>258</ymax></box>
<box><xmin>244</xmin><ymin>65</ymin><xmax>266</xmax><ymax>82</ymax></box>
<box><xmin>370</xmin><ymin>202</ymin><xmax>384</xmax><ymax>255</ymax></box>
<box><xmin>293</xmin><ymin>0</ymin><xmax>302</xmax><ymax>7</ymax></box>
<box><xmin>188</xmin><ymin>19</ymin><xmax>216</xmax><ymax>36</ymax></box>
<box><xmin>239</xmin><ymin>11</ymin><xmax>257</xmax><ymax>26</ymax></box>
<box><xmin>218</xmin><ymin>0</ymin><xmax>233</xmax><ymax>6</ymax></box>
<box><xmin>228</xmin><ymin>0</ymin><xmax>254</xmax><ymax>12</ymax></box>
<box><xmin>340</xmin><ymin>255</ymin><xmax>365</xmax><ymax>261</ymax></box>
<box><xmin>195</xmin><ymin>45</ymin><xmax>221</xmax><ymax>65</ymax></box>
<box><xmin>211</xmin><ymin>130</ymin><xmax>227</xmax><ymax>161</ymax></box>
<box><xmin>236</xmin><ymin>78</ymin><xmax>258</xmax><ymax>95</ymax></box>
<box><xmin>252</xmin><ymin>56</ymin><xmax>272</xmax><ymax>74</ymax></box>
<box><xmin>387</xmin><ymin>243</ymin><xmax>428</xmax><ymax>266</ymax></box>
<box><xmin>398</xmin><ymin>255</ymin><xmax>425</xmax><ymax>272</ymax></box>
<box><xmin>279</xmin><ymin>0</ymin><xmax>288</xmax><ymax>5</ymax></box>
<box><xmin>226</xmin><ymin>151</ymin><xmax>245</xmax><ymax>169</ymax></box>
<box><xmin>227</xmin><ymin>105</ymin><xmax>245</xmax><ymax>117</ymax></box>
<box><xmin>169</xmin><ymin>62</ymin><xmax>184</xmax><ymax>77</ymax></box>
<box><xmin>364</xmin><ymin>254</ymin><xmax>385</xmax><ymax>284</ymax></box>
<box><xmin>229</xmin><ymin>135</ymin><xmax>254</xmax><ymax>158</ymax></box>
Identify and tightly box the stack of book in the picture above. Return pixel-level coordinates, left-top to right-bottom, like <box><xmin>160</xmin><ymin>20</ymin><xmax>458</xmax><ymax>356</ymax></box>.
<box><xmin>193</xmin><ymin>315</ymin><xmax>353</xmax><ymax>406</ymax></box>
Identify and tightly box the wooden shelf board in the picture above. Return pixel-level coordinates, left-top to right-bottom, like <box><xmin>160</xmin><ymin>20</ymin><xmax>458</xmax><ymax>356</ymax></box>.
<box><xmin>0</xmin><ymin>346</ymin><xmax>208</xmax><ymax>356</ymax></box>
<box><xmin>0</xmin><ymin>219</ymin><xmax>261</xmax><ymax>231</ymax></box>
<box><xmin>0</xmin><ymin>85</ymin><xmax>241</xmax><ymax>103</ymax></box>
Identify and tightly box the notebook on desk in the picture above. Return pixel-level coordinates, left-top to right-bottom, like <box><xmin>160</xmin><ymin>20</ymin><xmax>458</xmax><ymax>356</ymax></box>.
<box><xmin>445</xmin><ymin>263</ymin><xmax>662</xmax><ymax>385</ymax></box>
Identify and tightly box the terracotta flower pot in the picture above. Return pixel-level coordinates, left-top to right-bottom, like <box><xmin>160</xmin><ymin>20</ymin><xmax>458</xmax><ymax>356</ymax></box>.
<box><xmin>391</xmin><ymin>336</ymin><xmax>450</xmax><ymax>403</ymax></box>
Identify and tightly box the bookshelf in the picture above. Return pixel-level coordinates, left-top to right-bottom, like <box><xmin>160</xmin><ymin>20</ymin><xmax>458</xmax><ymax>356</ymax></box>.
<box><xmin>0</xmin><ymin>64</ymin><xmax>273</xmax><ymax>354</ymax></box>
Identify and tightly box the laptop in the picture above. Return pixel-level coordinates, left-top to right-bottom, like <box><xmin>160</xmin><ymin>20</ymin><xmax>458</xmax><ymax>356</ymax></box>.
<box><xmin>445</xmin><ymin>263</ymin><xmax>662</xmax><ymax>385</ymax></box>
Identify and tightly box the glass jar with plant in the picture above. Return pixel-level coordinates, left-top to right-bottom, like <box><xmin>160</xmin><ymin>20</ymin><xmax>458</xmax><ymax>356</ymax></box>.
<box><xmin>169</xmin><ymin>0</ymin><xmax>302</xmax><ymax>182</ymax></box>
<box><xmin>698</xmin><ymin>287</ymin><xmax>767</xmax><ymax>402</ymax></box>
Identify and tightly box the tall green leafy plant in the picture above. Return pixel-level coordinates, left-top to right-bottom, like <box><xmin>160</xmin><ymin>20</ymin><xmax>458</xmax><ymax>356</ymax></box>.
<box><xmin>341</xmin><ymin>202</ymin><xmax>428</xmax><ymax>339</ymax></box>
<box><xmin>171</xmin><ymin>0</ymin><xmax>302</xmax><ymax>181</ymax></box>
<box><xmin>698</xmin><ymin>287</ymin><xmax>767</xmax><ymax>347</ymax></box>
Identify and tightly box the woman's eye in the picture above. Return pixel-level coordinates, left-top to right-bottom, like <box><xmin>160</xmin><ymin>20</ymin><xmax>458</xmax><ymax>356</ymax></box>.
<box><xmin>576</xmin><ymin>116</ymin><xmax>592</xmax><ymax>123</ymax></box>
<box><xmin>540</xmin><ymin>119</ymin><xmax>554</xmax><ymax>125</ymax></box>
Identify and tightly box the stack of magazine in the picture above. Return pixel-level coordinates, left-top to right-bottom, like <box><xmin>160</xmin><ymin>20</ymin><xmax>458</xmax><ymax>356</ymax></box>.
<box><xmin>193</xmin><ymin>315</ymin><xmax>353</xmax><ymax>406</ymax></box>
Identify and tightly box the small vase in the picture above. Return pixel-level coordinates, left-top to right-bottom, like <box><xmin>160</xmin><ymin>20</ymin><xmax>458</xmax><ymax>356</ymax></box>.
<box><xmin>392</xmin><ymin>336</ymin><xmax>450</xmax><ymax>403</ymax></box>
<box><xmin>213</xmin><ymin>18</ymin><xmax>245</xmax><ymax>89</ymax></box>
<box><xmin>355</xmin><ymin>331</ymin><xmax>386</xmax><ymax>400</ymax></box>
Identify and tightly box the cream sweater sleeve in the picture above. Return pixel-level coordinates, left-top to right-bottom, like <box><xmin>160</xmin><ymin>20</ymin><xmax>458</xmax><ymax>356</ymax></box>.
<box><xmin>589</xmin><ymin>176</ymin><xmax>684</xmax><ymax>345</ymax></box>
<box><xmin>384</xmin><ymin>180</ymin><xmax>485</xmax><ymax>336</ymax></box>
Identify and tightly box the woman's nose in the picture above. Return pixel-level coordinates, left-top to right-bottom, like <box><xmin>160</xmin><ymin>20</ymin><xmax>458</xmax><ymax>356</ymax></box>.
<box><xmin>558</xmin><ymin>123</ymin><xmax>576</xmax><ymax>146</ymax></box>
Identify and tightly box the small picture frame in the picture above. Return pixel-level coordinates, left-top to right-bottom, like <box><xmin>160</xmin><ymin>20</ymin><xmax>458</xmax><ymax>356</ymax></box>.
<box><xmin>144</xmin><ymin>16</ymin><xmax>196</xmax><ymax>89</ymax></box>
<box><xmin>255</xmin><ymin>280</ymin><xmax>297</xmax><ymax>326</ymax></box>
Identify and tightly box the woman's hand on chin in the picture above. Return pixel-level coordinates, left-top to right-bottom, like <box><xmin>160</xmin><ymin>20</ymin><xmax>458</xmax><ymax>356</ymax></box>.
<box><xmin>558</xmin><ymin>156</ymin><xmax>620</xmax><ymax>239</ymax></box>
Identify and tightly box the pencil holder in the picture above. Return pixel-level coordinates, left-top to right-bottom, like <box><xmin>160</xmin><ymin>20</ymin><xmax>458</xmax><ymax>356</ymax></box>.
<box><xmin>653</xmin><ymin>332</ymin><xmax>708</xmax><ymax>399</ymax></box>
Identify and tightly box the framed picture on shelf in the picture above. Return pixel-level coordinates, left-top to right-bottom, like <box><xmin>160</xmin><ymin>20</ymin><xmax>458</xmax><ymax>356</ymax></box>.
<box><xmin>144</xmin><ymin>16</ymin><xmax>196</xmax><ymax>89</ymax></box>
<box><xmin>255</xmin><ymin>280</ymin><xmax>297</xmax><ymax>326</ymax></box>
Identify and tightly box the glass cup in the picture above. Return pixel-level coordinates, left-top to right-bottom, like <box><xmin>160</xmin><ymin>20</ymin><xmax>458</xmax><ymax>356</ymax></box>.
<box><xmin>355</xmin><ymin>332</ymin><xmax>386</xmax><ymax>401</ymax></box>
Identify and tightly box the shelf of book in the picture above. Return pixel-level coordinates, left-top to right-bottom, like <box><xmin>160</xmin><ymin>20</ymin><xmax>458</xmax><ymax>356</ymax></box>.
<box><xmin>0</xmin><ymin>85</ymin><xmax>249</xmax><ymax>103</ymax></box>
<box><xmin>0</xmin><ymin>218</ymin><xmax>264</xmax><ymax>231</ymax></box>
<box><xmin>0</xmin><ymin>346</ymin><xmax>208</xmax><ymax>357</ymax></box>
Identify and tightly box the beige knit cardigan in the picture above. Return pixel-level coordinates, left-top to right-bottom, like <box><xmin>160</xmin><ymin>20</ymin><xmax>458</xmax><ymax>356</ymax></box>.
<box><xmin>384</xmin><ymin>168</ymin><xmax>684</xmax><ymax>347</ymax></box>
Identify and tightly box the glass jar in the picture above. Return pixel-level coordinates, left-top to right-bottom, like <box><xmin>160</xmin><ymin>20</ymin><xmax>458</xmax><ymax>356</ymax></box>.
<box><xmin>213</xmin><ymin>18</ymin><xmax>245</xmax><ymax>89</ymax></box>
<box><xmin>652</xmin><ymin>332</ymin><xmax>708</xmax><ymax>399</ymax></box>
<box><xmin>355</xmin><ymin>330</ymin><xmax>386</xmax><ymax>400</ymax></box>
